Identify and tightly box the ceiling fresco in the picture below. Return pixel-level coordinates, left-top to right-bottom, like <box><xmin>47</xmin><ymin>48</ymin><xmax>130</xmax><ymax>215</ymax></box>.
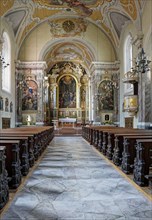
<box><xmin>43</xmin><ymin>41</ymin><xmax>95</xmax><ymax>71</ymax></box>
<box><xmin>2</xmin><ymin>0</ymin><xmax>143</xmax><ymax>44</ymax></box>
<box><xmin>1</xmin><ymin>0</ymin><xmax>145</xmax><ymax>71</ymax></box>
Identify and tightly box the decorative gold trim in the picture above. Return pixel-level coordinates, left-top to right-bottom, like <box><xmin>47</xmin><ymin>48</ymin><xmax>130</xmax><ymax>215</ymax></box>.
<box><xmin>0</xmin><ymin>0</ymin><xmax>14</xmax><ymax>17</ymax></box>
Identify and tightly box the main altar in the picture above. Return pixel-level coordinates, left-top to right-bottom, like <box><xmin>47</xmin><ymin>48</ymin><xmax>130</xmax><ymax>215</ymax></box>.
<box><xmin>58</xmin><ymin>117</ymin><xmax>77</xmax><ymax>127</ymax></box>
<box><xmin>47</xmin><ymin>62</ymin><xmax>89</xmax><ymax>126</ymax></box>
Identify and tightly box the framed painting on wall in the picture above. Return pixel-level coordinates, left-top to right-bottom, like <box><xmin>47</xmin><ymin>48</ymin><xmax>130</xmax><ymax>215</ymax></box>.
<box><xmin>22</xmin><ymin>80</ymin><xmax>38</xmax><ymax>111</ymax></box>
<box><xmin>98</xmin><ymin>80</ymin><xmax>114</xmax><ymax>111</ymax></box>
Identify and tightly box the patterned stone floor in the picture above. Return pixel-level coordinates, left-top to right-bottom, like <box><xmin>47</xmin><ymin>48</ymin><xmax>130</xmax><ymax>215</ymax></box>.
<box><xmin>1</xmin><ymin>137</ymin><xmax>152</xmax><ymax>220</ymax></box>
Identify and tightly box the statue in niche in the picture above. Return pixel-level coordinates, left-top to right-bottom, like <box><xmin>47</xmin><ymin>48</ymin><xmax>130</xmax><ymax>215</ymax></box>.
<box><xmin>51</xmin><ymin>64</ymin><xmax>60</xmax><ymax>75</ymax></box>
<box><xmin>98</xmin><ymin>80</ymin><xmax>114</xmax><ymax>110</ymax></box>
<box><xmin>75</xmin><ymin>64</ymin><xmax>83</xmax><ymax>76</ymax></box>
<box><xmin>81</xmin><ymin>88</ymin><xmax>86</xmax><ymax>108</ymax></box>
<box><xmin>62</xmin><ymin>63</ymin><xmax>73</xmax><ymax>74</ymax></box>
<box><xmin>5</xmin><ymin>98</ymin><xmax>9</xmax><ymax>112</ymax></box>
<box><xmin>0</xmin><ymin>97</ymin><xmax>3</xmax><ymax>110</ymax></box>
<box><xmin>10</xmin><ymin>102</ymin><xmax>13</xmax><ymax>112</ymax></box>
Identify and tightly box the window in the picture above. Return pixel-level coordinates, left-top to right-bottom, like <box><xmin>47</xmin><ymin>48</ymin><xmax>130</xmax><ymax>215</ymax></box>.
<box><xmin>124</xmin><ymin>34</ymin><xmax>133</xmax><ymax>91</ymax></box>
<box><xmin>2</xmin><ymin>32</ymin><xmax>11</xmax><ymax>92</ymax></box>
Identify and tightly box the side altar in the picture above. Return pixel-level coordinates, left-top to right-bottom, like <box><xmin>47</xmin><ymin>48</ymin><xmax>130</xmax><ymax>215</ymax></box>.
<box><xmin>58</xmin><ymin>117</ymin><xmax>77</xmax><ymax>128</ymax></box>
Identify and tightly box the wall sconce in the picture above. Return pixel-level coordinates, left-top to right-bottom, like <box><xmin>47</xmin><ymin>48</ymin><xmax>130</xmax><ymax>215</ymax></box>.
<box><xmin>123</xmin><ymin>95</ymin><xmax>138</xmax><ymax>116</ymax></box>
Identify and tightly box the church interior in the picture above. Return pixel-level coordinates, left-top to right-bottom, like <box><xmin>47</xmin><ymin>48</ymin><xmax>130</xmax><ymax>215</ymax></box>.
<box><xmin>0</xmin><ymin>0</ymin><xmax>152</xmax><ymax>219</ymax></box>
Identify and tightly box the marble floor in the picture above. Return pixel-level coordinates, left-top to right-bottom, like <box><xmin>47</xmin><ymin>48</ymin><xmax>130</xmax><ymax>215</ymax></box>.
<box><xmin>1</xmin><ymin>137</ymin><xmax>152</xmax><ymax>220</ymax></box>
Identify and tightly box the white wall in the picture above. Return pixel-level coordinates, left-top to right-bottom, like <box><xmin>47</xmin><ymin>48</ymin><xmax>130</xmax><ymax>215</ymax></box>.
<box><xmin>118</xmin><ymin>23</ymin><xmax>138</xmax><ymax>127</ymax></box>
<box><xmin>0</xmin><ymin>17</ymin><xmax>16</xmax><ymax>128</ymax></box>
<box><xmin>142</xmin><ymin>0</ymin><xmax>152</xmax><ymax>125</ymax></box>
<box><xmin>118</xmin><ymin>0</ymin><xmax>152</xmax><ymax>128</ymax></box>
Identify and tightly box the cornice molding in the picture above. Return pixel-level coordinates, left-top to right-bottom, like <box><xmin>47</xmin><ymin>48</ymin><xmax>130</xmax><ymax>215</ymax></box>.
<box><xmin>16</xmin><ymin>61</ymin><xmax>47</xmax><ymax>70</ymax></box>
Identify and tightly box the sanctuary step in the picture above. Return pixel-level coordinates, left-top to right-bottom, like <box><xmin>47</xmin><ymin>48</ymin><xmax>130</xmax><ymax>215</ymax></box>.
<box><xmin>54</xmin><ymin>127</ymin><xmax>82</xmax><ymax>136</ymax></box>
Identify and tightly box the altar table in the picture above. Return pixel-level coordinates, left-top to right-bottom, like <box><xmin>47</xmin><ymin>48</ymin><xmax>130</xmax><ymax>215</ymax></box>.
<box><xmin>58</xmin><ymin>118</ymin><xmax>77</xmax><ymax>128</ymax></box>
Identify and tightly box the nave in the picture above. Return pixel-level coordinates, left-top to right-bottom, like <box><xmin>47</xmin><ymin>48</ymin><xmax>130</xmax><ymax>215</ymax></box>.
<box><xmin>1</xmin><ymin>137</ymin><xmax>152</xmax><ymax>220</ymax></box>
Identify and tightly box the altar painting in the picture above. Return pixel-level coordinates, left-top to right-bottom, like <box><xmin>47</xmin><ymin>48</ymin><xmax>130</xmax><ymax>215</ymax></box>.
<box><xmin>22</xmin><ymin>80</ymin><xmax>38</xmax><ymax>111</ymax></box>
<box><xmin>59</xmin><ymin>75</ymin><xmax>76</xmax><ymax>108</ymax></box>
<box><xmin>98</xmin><ymin>80</ymin><xmax>114</xmax><ymax>110</ymax></box>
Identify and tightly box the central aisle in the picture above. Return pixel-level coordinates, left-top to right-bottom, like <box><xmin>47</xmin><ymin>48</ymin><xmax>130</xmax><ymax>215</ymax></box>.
<box><xmin>1</xmin><ymin>137</ymin><xmax>152</xmax><ymax>220</ymax></box>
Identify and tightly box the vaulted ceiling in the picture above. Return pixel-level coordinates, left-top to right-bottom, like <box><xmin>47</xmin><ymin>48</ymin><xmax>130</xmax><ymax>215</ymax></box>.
<box><xmin>0</xmin><ymin>0</ymin><xmax>145</xmax><ymax>70</ymax></box>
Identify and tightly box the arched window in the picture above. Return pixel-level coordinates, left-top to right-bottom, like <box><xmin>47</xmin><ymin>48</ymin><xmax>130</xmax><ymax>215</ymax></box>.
<box><xmin>2</xmin><ymin>32</ymin><xmax>11</xmax><ymax>92</ymax></box>
<box><xmin>124</xmin><ymin>34</ymin><xmax>133</xmax><ymax>91</ymax></box>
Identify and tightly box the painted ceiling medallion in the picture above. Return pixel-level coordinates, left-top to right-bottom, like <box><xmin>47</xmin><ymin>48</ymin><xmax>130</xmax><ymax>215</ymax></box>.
<box><xmin>48</xmin><ymin>18</ymin><xmax>88</xmax><ymax>37</ymax></box>
<box><xmin>62</xmin><ymin>20</ymin><xmax>75</xmax><ymax>32</ymax></box>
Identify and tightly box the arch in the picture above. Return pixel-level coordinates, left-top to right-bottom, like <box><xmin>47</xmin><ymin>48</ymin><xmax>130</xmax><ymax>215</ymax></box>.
<box><xmin>19</xmin><ymin>15</ymin><xmax>117</xmax><ymax>58</ymax></box>
<box><xmin>39</xmin><ymin>37</ymin><xmax>96</xmax><ymax>69</ymax></box>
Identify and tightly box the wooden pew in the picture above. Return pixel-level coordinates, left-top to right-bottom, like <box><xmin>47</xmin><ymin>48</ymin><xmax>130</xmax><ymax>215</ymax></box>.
<box><xmin>0</xmin><ymin>137</ymin><xmax>29</xmax><ymax>176</ymax></box>
<box><xmin>88</xmin><ymin>126</ymin><xmax>117</xmax><ymax>148</ymax></box>
<box><xmin>121</xmin><ymin>135</ymin><xmax>152</xmax><ymax>174</ymax></box>
<box><xmin>102</xmin><ymin>129</ymin><xmax>152</xmax><ymax>165</ymax></box>
<box><xmin>94</xmin><ymin>127</ymin><xmax>112</xmax><ymax>149</ymax></box>
<box><xmin>90</xmin><ymin>126</ymin><xmax>101</xmax><ymax>146</ymax></box>
<box><xmin>0</xmin><ymin>146</ymin><xmax>9</xmax><ymax>210</ymax></box>
<box><xmin>133</xmin><ymin>139</ymin><xmax>152</xmax><ymax>186</ymax></box>
<box><xmin>106</xmin><ymin>128</ymin><xmax>144</xmax><ymax>159</ymax></box>
<box><xmin>0</xmin><ymin>126</ymin><xmax>54</xmax><ymax>191</ymax></box>
<box><xmin>1</xmin><ymin>131</ymin><xmax>45</xmax><ymax>162</ymax></box>
<box><xmin>145</xmin><ymin>175</ymin><xmax>152</xmax><ymax>188</ymax></box>
<box><xmin>0</xmin><ymin>126</ymin><xmax>54</xmax><ymax>166</ymax></box>
<box><xmin>82</xmin><ymin>126</ymin><xmax>87</xmax><ymax>140</ymax></box>
<box><xmin>1</xmin><ymin>126</ymin><xmax>54</xmax><ymax>153</ymax></box>
<box><xmin>0</xmin><ymin>140</ymin><xmax>22</xmax><ymax>189</ymax></box>
<box><xmin>0</xmin><ymin>133</ymin><xmax>35</xmax><ymax>167</ymax></box>
<box><xmin>112</xmin><ymin>131</ymin><xmax>152</xmax><ymax>166</ymax></box>
<box><xmin>102</xmin><ymin>127</ymin><xmax>124</xmax><ymax>154</ymax></box>
<box><xmin>96</xmin><ymin>127</ymin><xmax>124</xmax><ymax>154</ymax></box>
